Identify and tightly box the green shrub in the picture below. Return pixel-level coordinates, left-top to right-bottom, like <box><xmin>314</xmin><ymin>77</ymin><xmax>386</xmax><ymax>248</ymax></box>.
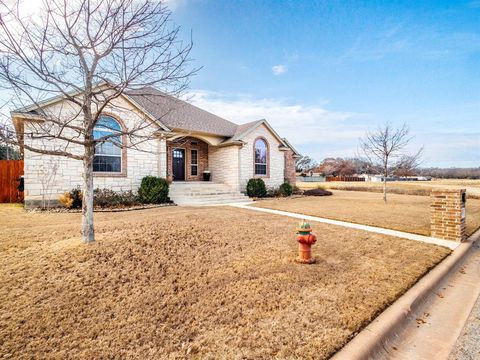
<box><xmin>94</xmin><ymin>188</ymin><xmax>139</xmax><ymax>208</ymax></box>
<box><xmin>246</xmin><ymin>178</ymin><xmax>267</xmax><ymax>198</ymax></box>
<box><xmin>138</xmin><ymin>176</ymin><xmax>169</xmax><ymax>204</ymax></box>
<box><xmin>279</xmin><ymin>181</ymin><xmax>293</xmax><ymax>196</ymax></box>
<box><xmin>267</xmin><ymin>187</ymin><xmax>281</xmax><ymax>197</ymax></box>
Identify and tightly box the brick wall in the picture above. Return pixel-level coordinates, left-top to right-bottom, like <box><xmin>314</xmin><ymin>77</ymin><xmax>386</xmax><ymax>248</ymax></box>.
<box><xmin>284</xmin><ymin>150</ymin><xmax>296</xmax><ymax>185</ymax></box>
<box><xmin>167</xmin><ymin>137</ymin><xmax>209</xmax><ymax>181</ymax></box>
<box><xmin>431</xmin><ymin>189</ymin><xmax>467</xmax><ymax>242</ymax></box>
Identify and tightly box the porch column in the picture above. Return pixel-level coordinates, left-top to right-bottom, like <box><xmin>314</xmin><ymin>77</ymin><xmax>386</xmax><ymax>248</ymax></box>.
<box><xmin>158</xmin><ymin>138</ymin><xmax>167</xmax><ymax>178</ymax></box>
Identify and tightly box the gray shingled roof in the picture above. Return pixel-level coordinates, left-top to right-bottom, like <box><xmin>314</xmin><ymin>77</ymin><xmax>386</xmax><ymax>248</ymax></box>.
<box><xmin>125</xmin><ymin>87</ymin><xmax>238</xmax><ymax>137</ymax></box>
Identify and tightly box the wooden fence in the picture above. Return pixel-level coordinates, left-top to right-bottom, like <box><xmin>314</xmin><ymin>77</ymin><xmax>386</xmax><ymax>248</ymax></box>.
<box><xmin>326</xmin><ymin>176</ymin><xmax>365</xmax><ymax>182</ymax></box>
<box><xmin>0</xmin><ymin>160</ymin><xmax>24</xmax><ymax>203</ymax></box>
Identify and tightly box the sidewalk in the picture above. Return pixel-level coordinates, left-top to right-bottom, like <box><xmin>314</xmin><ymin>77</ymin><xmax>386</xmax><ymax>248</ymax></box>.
<box><xmin>448</xmin><ymin>255</ymin><xmax>480</xmax><ymax>360</ymax></box>
<box><xmin>388</xmin><ymin>240</ymin><xmax>480</xmax><ymax>360</ymax></box>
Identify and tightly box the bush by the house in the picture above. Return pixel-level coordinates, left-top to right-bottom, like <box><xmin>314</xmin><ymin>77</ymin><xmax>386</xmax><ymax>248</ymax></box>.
<box><xmin>94</xmin><ymin>188</ymin><xmax>139</xmax><ymax>208</ymax></box>
<box><xmin>303</xmin><ymin>188</ymin><xmax>333</xmax><ymax>197</ymax></box>
<box><xmin>138</xmin><ymin>176</ymin><xmax>169</xmax><ymax>204</ymax></box>
<box><xmin>267</xmin><ymin>187</ymin><xmax>281</xmax><ymax>197</ymax></box>
<box><xmin>292</xmin><ymin>185</ymin><xmax>302</xmax><ymax>195</ymax></box>
<box><xmin>279</xmin><ymin>181</ymin><xmax>293</xmax><ymax>196</ymax></box>
<box><xmin>246</xmin><ymin>178</ymin><xmax>267</xmax><ymax>198</ymax></box>
<box><xmin>58</xmin><ymin>187</ymin><xmax>83</xmax><ymax>209</ymax></box>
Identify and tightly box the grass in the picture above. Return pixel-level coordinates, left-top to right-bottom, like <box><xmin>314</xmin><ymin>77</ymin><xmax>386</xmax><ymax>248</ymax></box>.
<box><xmin>297</xmin><ymin>179</ymin><xmax>480</xmax><ymax>198</ymax></box>
<box><xmin>0</xmin><ymin>205</ymin><xmax>450</xmax><ymax>359</ymax></box>
<box><xmin>253</xmin><ymin>191</ymin><xmax>480</xmax><ymax>237</ymax></box>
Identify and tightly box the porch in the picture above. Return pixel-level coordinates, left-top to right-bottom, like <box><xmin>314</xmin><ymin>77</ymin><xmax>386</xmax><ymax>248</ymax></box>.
<box><xmin>166</xmin><ymin>136</ymin><xmax>209</xmax><ymax>182</ymax></box>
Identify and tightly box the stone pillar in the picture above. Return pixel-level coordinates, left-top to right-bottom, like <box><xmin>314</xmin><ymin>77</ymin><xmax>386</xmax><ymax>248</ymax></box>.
<box><xmin>431</xmin><ymin>189</ymin><xmax>467</xmax><ymax>242</ymax></box>
<box><xmin>158</xmin><ymin>138</ymin><xmax>167</xmax><ymax>178</ymax></box>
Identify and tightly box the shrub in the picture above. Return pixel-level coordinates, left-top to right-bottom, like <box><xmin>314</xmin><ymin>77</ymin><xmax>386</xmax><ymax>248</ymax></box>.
<box><xmin>138</xmin><ymin>176</ymin><xmax>169</xmax><ymax>204</ymax></box>
<box><xmin>292</xmin><ymin>185</ymin><xmax>302</xmax><ymax>195</ymax></box>
<box><xmin>246</xmin><ymin>178</ymin><xmax>267</xmax><ymax>198</ymax></box>
<box><xmin>279</xmin><ymin>181</ymin><xmax>293</xmax><ymax>196</ymax></box>
<box><xmin>94</xmin><ymin>188</ymin><xmax>139</xmax><ymax>208</ymax></box>
<box><xmin>303</xmin><ymin>188</ymin><xmax>333</xmax><ymax>197</ymax></box>
<box><xmin>58</xmin><ymin>187</ymin><xmax>82</xmax><ymax>209</ymax></box>
<box><xmin>267</xmin><ymin>187</ymin><xmax>281</xmax><ymax>197</ymax></box>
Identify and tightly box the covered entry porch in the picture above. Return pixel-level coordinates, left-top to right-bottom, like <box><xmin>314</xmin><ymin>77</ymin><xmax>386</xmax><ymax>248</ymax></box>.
<box><xmin>166</xmin><ymin>136</ymin><xmax>209</xmax><ymax>182</ymax></box>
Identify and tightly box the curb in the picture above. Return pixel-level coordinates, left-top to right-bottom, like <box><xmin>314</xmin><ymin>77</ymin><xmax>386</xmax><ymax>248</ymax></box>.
<box><xmin>332</xmin><ymin>229</ymin><xmax>480</xmax><ymax>360</ymax></box>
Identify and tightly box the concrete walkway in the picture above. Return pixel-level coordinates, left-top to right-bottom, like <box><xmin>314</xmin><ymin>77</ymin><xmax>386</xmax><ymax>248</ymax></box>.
<box><xmin>229</xmin><ymin>203</ymin><xmax>459</xmax><ymax>250</ymax></box>
<box><xmin>449</xmin><ymin>287</ymin><xmax>480</xmax><ymax>360</ymax></box>
<box><xmin>387</xmin><ymin>238</ymin><xmax>480</xmax><ymax>360</ymax></box>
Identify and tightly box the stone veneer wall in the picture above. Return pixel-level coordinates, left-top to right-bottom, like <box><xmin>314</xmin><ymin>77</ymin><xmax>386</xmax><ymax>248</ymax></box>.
<box><xmin>167</xmin><ymin>137</ymin><xmax>209</xmax><ymax>181</ymax></box>
<box><xmin>238</xmin><ymin>124</ymin><xmax>285</xmax><ymax>191</ymax></box>
<box><xmin>208</xmin><ymin>145</ymin><xmax>240</xmax><ymax>190</ymax></box>
<box><xmin>284</xmin><ymin>150</ymin><xmax>297</xmax><ymax>185</ymax></box>
<box><xmin>431</xmin><ymin>189</ymin><xmax>467</xmax><ymax>242</ymax></box>
<box><xmin>23</xmin><ymin>96</ymin><xmax>161</xmax><ymax>208</ymax></box>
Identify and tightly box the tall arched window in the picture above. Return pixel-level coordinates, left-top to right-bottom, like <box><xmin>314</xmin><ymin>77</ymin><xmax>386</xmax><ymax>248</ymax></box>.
<box><xmin>254</xmin><ymin>138</ymin><xmax>268</xmax><ymax>176</ymax></box>
<box><xmin>93</xmin><ymin>116</ymin><xmax>122</xmax><ymax>173</ymax></box>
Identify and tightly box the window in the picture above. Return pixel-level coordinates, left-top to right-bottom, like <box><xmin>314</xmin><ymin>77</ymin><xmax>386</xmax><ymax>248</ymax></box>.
<box><xmin>93</xmin><ymin>116</ymin><xmax>122</xmax><ymax>173</ymax></box>
<box><xmin>254</xmin><ymin>138</ymin><xmax>268</xmax><ymax>176</ymax></box>
<box><xmin>191</xmin><ymin>149</ymin><xmax>198</xmax><ymax>176</ymax></box>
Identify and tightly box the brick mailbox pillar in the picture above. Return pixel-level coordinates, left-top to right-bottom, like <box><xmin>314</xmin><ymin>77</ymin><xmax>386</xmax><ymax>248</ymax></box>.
<box><xmin>431</xmin><ymin>189</ymin><xmax>467</xmax><ymax>242</ymax></box>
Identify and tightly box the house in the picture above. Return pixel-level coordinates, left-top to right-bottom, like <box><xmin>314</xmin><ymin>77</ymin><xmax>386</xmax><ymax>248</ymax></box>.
<box><xmin>11</xmin><ymin>86</ymin><xmax>300</xmax><ymax>207</ymax></box>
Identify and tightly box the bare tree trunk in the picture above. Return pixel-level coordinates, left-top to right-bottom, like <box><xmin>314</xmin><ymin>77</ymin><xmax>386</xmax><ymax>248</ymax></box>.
<box><xmin>383</xmin><ymin>176</ymin><xmax>387</xmax><ymax>202</ymax></box>
<box><xmin>82</xmin><ymin>145</ymin><xmax>95</xmax><ymax>243</ymax></box>
<box><xmin>383</xmin><ymin>162</ymin><xmax>388</xmax><ymax>203</ymax></box>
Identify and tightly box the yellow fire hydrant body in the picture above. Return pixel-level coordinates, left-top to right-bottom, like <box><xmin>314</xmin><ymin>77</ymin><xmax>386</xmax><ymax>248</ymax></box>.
<box><xmin>295</xmin><ymin>220</ymin><xmax>317</xmax><ymax>264</ymax></box>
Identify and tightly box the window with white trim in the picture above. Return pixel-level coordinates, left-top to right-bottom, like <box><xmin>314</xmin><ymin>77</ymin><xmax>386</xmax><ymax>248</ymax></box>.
<box><xmin>93</xmin><ymin>116</ymin><xmax>122</xmax><ymax>173</ymax></box>
<box><xmin>254</xmin><ymin>138</ymin><xmax>268</xmax><ymax>176</ymax></box>
<box><xmin>191</xmin><ymin>149</ymin><xmax>198</xmax><ymax>176</ymax></box>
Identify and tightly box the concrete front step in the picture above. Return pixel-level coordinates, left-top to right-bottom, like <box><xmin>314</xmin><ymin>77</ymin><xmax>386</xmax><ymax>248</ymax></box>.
<box><xmin>169</xmin><ymin>181</ymin><xmax>250</xmax><ymax>205</ymax></box>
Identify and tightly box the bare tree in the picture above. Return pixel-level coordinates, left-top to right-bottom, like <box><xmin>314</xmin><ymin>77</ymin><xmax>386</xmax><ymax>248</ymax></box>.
<box><xmin>360</xmin><ymin>123</ymin><xmax>422</xmax><ymax>202</ymax></box>
<box><xmin>0</xmin><ymin>0</ymin><xmax>196</xmax><ymax>242</ymax></box>
<box><xmin>295</xmin><ymin>155</ymin><xmax>317</xmax><ymax>173</ymax></box>
<box><xmin>39</xmin><ymin>158</ymin><xmax>60</xmax><ymax>209</ymax></box>
<box><xmin>392</xmin><ymin>148</ymin><xmax>424</xmax><ymax>177</ymax></box>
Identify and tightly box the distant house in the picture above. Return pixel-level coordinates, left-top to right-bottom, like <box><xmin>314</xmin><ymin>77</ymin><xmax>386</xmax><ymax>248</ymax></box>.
<box><xmin>12</xmin><ymin>86</ymin><xmax>300</xmax><ymax>207</ymax></box>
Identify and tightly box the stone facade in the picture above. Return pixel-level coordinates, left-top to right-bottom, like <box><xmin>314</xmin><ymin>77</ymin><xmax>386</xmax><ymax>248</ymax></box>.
<box><xmin>23</xmin><ymin>96</ymin><xmax>160</xmax><ymax>208</ymax></box>
<box><xmin>19</xmin><ymin>95</ymin><xmax>298</xmax><ymax>206</ymax></box>
<box><xmin>238</xmin><ymin>123</ymin><xmax>285</xmax><ymax>191</ymax></box>
<box><xmin>208</xmin><ymin>145</ymin><xmax>240</xmax><ymax>190</ymax></box>
<box><xmin>167</xmin><ymin>137</ymin><xmax>209</xmax><ymax>181</ymax></box>
<box><xmin>431</xmin><ymin>189</ymin><xmax>467</xmax><ymax>242</ymax></box>
<box><xmin>284</xmin><ymin>150</ymin><xmax>297</xmax><ymax>185</ymax></box>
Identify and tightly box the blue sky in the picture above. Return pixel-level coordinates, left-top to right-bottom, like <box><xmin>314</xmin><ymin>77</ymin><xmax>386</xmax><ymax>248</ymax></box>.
<box><xmin>169</xmin><ymin>0</ymin><xmax>480</xmax><ymax>167</ymax></box>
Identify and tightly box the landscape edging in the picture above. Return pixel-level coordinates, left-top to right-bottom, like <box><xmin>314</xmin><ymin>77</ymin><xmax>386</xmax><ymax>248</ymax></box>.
<box><xmin>331</xmin><ymin>231</ymin><xmax>479</xmax><ymax>360</ymax></box>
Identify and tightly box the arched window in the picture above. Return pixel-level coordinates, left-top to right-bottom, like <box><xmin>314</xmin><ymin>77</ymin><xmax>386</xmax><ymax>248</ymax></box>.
<box><xmin>254</xmin><ymin>138</ymin><xmax>268</xmax><ymax>176</ymax></box>
<box><xmin>93</xmin><ymin>115</ymin><xmax>122</xmax><ymax>173</ymax></box>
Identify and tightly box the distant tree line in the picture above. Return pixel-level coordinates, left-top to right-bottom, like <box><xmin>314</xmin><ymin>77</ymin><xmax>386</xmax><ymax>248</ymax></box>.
<box><xmin>296</xmin><ymin>156</ymin><xmax>480</xmax><ymax>180</ymax></box>
<box><xmin>418</xmin><ymin>167</ymin><xmax>480</xmax><ymax>179</ymax></box>
<box><xmin>0</xmin><ymin>144</ymin><xmax>22</xmax><ymax>160</ymax></box>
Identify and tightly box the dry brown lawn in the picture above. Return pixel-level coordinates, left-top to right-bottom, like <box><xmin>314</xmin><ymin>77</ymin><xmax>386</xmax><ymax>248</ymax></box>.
<box><xmin>253</xmin><ymin>191</ymin><xmax>480</xmax><ymax>237</ymax></box>
<box><xmin>0</xmin><ymin>204</ymin><xmax>450</xmax><ymax>359</ymax></box>
<box><xmin>297</xmin><ymin>179</ymin><xmax>480</xmax><ymax>198</ymax></box>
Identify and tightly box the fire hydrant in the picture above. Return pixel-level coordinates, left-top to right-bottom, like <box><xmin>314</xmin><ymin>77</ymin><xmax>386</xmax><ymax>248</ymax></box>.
<box><xmin>295</xmin><ymin>220</ymin><xmax>317</xmax><ymax>264</ymax></box>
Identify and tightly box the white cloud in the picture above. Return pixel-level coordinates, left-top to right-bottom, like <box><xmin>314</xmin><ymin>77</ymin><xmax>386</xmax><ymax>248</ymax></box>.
<box><xmin>186</xmin><ymin>90</ymin><xmax>368</xmax><ymax>160</ymax></box>
<box><xmin>271</xmin><ymin>64</ymin><xmax>288</xmax><ymax>75</ymax></box>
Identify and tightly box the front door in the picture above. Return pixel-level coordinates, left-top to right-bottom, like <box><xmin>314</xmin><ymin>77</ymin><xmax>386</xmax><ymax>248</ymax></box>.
<box><xmin>172</xmin><ymin>149</ymin><xmax>185</xmax><ymax>181</ymax></box>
